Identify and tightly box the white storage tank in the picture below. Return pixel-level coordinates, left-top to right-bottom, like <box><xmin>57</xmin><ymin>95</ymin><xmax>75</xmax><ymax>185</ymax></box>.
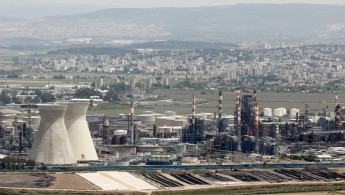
<box><xmin>290</xmin><ymin>108</ymin><xmax>299</xmax><ymax>118</ymax></box>
<box><xmin>273</xmin><ymin>108</ymin><xmax>283</xmax><ymax>117</ymax></box>
<box><xmin>186</xmin><ymin>144</ymin><xmax>198</xmax><ymax>152</ymax></box>
<box><xmin>118</xmin><ymin>114</ymin><xmax>126</xmax><ymax>119</ymax></box>
<box><xmin>114</xmin><ymin>130</ymin><xmax>127</xmax><ymax>136</ymax></box>
<box><xmin>164</xmin><ymin>111</ymin><xmax>177</xmax><ymax>117</ymax></box>
<box><xmin>263</xmin><ymin>108</ymin><xmax>272</xmax><ymax>117</ymax></box>
<box><xmin>175</xmin><ymin>144</ymin><xmax>186</xmax><ymax>154</ymax></box>
<box><xmin>135</xmin><ymin>114</ymin><xmax>155</xmax><ymax>123</ymax></box>
<box><xmin>172</xmin><ymin>119</ymin><xmax>188</xmax><ymax>126</ymax></box>
<box><xmin>154</xmin><ymin>114</ymin><xmax>164</xmax><ymax>118</ymax></box>
<box><xmin>142</xmin><ymin>111</ymin><xmax>155</xmax><ymax>115</ymax></box>
<box><xmin>156</xmin><ymin>117</ymin><xmax>176</xmax><ymax>126</ymax></box>
<box><xmin>22</xmin><ymin>116</ymin><xmax>41</xmax><ymax>125</ymax></box>
<box><xmin>279</xmin><ymin>108</ymin><xmax>287</xmax><ymax>116</ymax></box>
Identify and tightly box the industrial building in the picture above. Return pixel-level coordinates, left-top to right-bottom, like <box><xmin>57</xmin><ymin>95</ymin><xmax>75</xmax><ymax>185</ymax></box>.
<box><xmin>0</xmin><ymin>89</ymin><xmax>344</xmax><ymax>167</ymax></box>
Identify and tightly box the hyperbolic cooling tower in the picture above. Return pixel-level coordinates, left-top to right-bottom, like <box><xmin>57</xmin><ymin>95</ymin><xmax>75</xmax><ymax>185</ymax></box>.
<box><xmin>29</xmin><ymin>104</ymin><xmax>76</xmax><ymax>165</ymax></box>
<box><xmin>63</xmin><ymin>102</ymin><xmax>98</xmax><ymax>162</ymax></box>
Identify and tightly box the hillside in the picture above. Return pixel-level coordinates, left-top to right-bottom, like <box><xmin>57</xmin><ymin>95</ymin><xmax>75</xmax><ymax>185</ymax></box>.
<box><xmin>0</xmin><ymin>4</ymin><xmax>344</xmax><ymax>45</ymax></box>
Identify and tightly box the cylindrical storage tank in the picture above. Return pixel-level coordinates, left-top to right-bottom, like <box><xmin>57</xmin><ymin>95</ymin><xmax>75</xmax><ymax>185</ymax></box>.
<box><xmin>186</xmin><ymin>144</ymin><xmax>198</xmax><ymax>152</ymax></box>
<box><xmin>156</xmin><ymin>117</ymin><xmax>175</xmax><ymax>126</ymax></box>
<box><xmin>114</xmin><ymin>130</ymin><xmax>127</xmax><ymax>136</ymax></box>
<box><xmin>22</xmin><ymin>116</ymin><xmax>41</xmax><ymax>125</ymax></box>
<box><xmin>263</xmin><ymin>108</ymin><xmax>272</xmax><ymax>117</ymax></box>
<box><xmin>86</xmin><ymin>115</ymin><xmax>101</xmax><ymax>122</ymax></box>
<box><xmin>118</xmin><ymin>114</ymin><xmax>126</xmax><ymax>119</ymax></box>
<box><xmin>175</xmin><ymin>144</ymin><xmax>186</xmax><ymax>154</ymax></box>
<box><xmin>142</xmin><ymin>111</ymin><xmax>155</xmax><ymax>115</ymax></box>
<box><xmin>29</xmin><ymin>104</ymin><xmax>76</xmax><ymax>165</ymax></box>
<box><xmin>135</xmin><ymin>114</ymin><xmax>155</xmax><ymax>123</ymax></box>
<box><xmin>164</xmin><ymin>111</ymin><xmax>176</xmax><ymax>117</ymax></box>
<box><xmin>136</xmin><ymin>145</ymin><xmax>163</xmax><ymax>153</ymax></box>
<box><xmin>290</xmin><ymin>108</ymin><xmax>299</xmax><ymax>118</ymax></box>
<box><xmin>172</xmin><ymin>119</ymin><xmax>188</xmax><ymax>126</ymax></box>
<box><xmin>273</xmin><ymin>108</ymin><xmax>283</xmax><ymax>117</ymax></box>
<box><xmin>196</xmin><ymin>113</ymin><xmax>208</xmax><ymax>120</ymax></box>
<box><xmin>63</xmin><ymin>102</ymin><xmax>98</xmax><ymax>162</ymax></box>
<box><xmin>31</xmin><ymin>116</ymin><xmax>41</xmax><ymax>124</ymax></box>
<box><xmin>279</xmin><ymin>108</ymin><xmax>287</xmax><ymax>116</ymax></box>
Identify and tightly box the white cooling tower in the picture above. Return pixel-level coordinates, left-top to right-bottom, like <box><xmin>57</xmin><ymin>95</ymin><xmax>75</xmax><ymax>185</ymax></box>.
<box><xmin>263</xmin><ymin>108</ymin><xmax>272</xmax><ymax>117</ymax></box>
<box><xmin>29</xmin><ymin>104</ymin><xmax>76</xmax><ymax>165</ymax></box>
<box><xmin>63</xmin><ymin>102</ymin><xmax>98</xmax><ymax>162</ymax></box>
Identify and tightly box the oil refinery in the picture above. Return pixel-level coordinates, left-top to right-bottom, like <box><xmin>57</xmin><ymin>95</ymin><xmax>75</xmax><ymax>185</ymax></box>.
<box><xmin>0</xmin><ymin>89</ymin><xmax>343</xmax><ymax>167</ymax></box>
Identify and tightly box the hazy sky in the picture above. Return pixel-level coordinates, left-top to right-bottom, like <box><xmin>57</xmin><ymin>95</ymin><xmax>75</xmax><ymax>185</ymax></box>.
<box><xmin>27</xmin><ymin>0</ymin><xmax>345</xmax><ymax>7</ymax></box>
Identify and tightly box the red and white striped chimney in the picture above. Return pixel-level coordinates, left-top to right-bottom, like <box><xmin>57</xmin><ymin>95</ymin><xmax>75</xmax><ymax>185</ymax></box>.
<box><xmin>236</xmin><ymin>88</ymin><xmax>240</xmax><ymax>105</ymax></box>
<box><xmin>218</xmin><ymin>91</ymin><xmax>223</xmax><ymax>120</ymax></box>
<box><xmin>276</xmin><ymin>122</ymin><xmax>279</xmax><ymax>139</ymax></box>
<box><xmin>130</xmin><ymin>102</ymin><xmax>134</xmax><ymax>120</ymax></box>
<box><xmin>192</xmin><ymin>94</ymin><xmax>196</xmax><ymax>125</ymax></box>
<box><xmin>253</xmin><ymin>90</ymin><xmax>257</xmax><ymax>102</ymax></box>
<box><xmin>255</xmin><ymin>103</ymin><xmax>259</xmax><ymax>129</ymax></box>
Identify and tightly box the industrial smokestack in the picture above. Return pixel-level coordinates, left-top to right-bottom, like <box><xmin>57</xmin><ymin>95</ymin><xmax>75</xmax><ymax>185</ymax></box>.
<box><xmin>253</xmin><ymin>90</ymin><xmax>257</xmax><ymax>102</ymax></box>
<box><xmin>237</xmin><ymin>87</ymin><xmax>241</xmax><ymax>152</ymax></box>
<box><xmin>130</xmin><ymin>101</ymin><xmax>134</xmax><ymax>145</ymax></box>
<box><xmin>218</xmin><ymin>91</ymin><xmax>223</xmax><ymax>120</ymax></box>
<box><xmin>276</xmin><ymin>122</ymin><xmax>279</xmax><ymax>139</ymax></box>
<box><xmin>236</xmin><ymin>88</ymin><xmax>240</xmax><ymax>104</ymax></box>
<box><xmin>103</xmin><ymin>116</ymin><xmax>110</xmax><ymax>143</ymax></box>
<box><xmin>192</xmin><ymin>94</ymin><xmax>196</xmax><ymax>125</ymax></box>
<box><xmin>336</xmin><ymin>105</ymin><xmax>342</xmax><ymax>129</ymax></box>
<box><xmin>237</xmin><ymin>102</ymin><xmax>241</xmax><ymax>152</ymax></box>
<box><xmin>255</xmin><ymin>103</ymin><xmax>259</xmax><ymax>152</ymax></box>
<box><xmin>192</xmin><ymin>94</ymin><xmax>196</xmax><ymax>143</ymax></box>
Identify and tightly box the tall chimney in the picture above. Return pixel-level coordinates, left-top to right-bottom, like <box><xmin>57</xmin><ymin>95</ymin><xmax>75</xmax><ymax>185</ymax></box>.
<box><xmin>237</xmin><ymin>88</ymin><xmax>241</xmax><ymax>152</ymax></box>
<box><xmin>218</xmin><ymin>91</ymin><xmax>223</xmax><ymax>132</ymax></box>
<box><xmin>255</xmin><ymin>103</ymin><xmax>259</xmax><ymax>152</ymax></box>
<box><xmin>276</xmin><ymin>122</ymin><xmax>280</xmax><ymax>139</ymax></box>
<box><xmin>130</xmin><ymin>101</ymin><xmax>134</xmax><ymax>145</ymax></box>
<box><xmin>218</xmin><ymin>91</ymin><xmax>223</xmax><ymax>120</ymax></box>
<box><xmin>192</xmin><ymin>94</ymin><xmax>196</xmax><ymax>125</ymax></box>
<box><xmin>192</xmin><ymin>94</ymin><xmax>196</xmax><ymax>143</ymax></box>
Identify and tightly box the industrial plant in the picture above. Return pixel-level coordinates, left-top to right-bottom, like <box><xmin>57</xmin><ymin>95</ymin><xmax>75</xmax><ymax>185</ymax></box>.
<box><xmin>0</xmin><ymin>88</ymin><xmax>343</xmax><ymax>168</ymax></box>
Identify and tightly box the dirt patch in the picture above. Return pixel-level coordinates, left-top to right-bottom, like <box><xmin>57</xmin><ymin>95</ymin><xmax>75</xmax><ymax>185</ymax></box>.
<box><xmin>47</xmin><ymin>173</ymin><xmax>97</xmax><ymax>190</ymax></box>
<box><xmin>0</xmin><ymin>173</ymin><xmax>54</xmax><ymax>188</ymax></box>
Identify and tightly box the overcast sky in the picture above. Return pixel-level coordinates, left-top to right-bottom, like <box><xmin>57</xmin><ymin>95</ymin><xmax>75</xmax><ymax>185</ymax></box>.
<box><xmin>26</xmin><ymin>0</ymin><xmax>345</xmax><ymax>8</ymax></box>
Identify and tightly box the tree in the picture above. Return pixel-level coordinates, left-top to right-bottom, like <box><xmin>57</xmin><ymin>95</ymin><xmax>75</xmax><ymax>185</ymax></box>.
<box><xmin>0</xmin><ymin>91</ymin><xmax>11</xmax><ymax>104</ymax></box>
<box><xmin>34</xmin><ymin>90</ymin><xmax>54</xmax><ymax>103</ymax></box>
<box><xmin>25</xmin><ymin>159</ymin><xmax>36</xmax><ymax>170</ymax></box>
<box><xmin>75</xmin><ymin>88</ymin><xmax>101</xmax><ymax>99</ymax></box>
<box><xmin>0</xmin><ymin>156</ymin><xmax>23</xmax><ymax>170</ymax></box>
<box><xmin>105</xmin><ymin>89</ymin><xmax>119</xmax><ymax>102</ymax></box>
